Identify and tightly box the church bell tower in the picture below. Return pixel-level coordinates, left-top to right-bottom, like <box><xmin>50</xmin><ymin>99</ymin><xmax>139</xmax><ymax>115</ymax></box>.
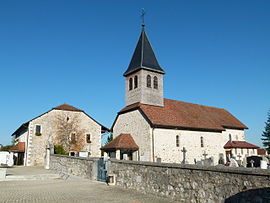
<box><xmin>123</xmin><ymin>25</ymin><xmax>165</xmax><ymax>107</ymax></box>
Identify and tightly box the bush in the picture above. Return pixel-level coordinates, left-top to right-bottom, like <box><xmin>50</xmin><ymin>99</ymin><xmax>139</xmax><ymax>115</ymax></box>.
<box><xmin>54</xmin><ymin>145</ymin><xmax>68</xmax><ymax>155</ymax></box>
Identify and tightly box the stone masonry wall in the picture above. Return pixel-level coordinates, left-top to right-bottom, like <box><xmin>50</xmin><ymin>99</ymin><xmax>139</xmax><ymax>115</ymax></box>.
<box><xmin>49</xmin><ymin>155</ymin><xmax>270</xmax><ymax>202</ymax></box>
<box><xmin>50</xmin><ymin>154</ymin><xmax>99</xmax><ymax>180</ymax></box>
<box><xmin>110</xmin><ymin>160</ymin><xmax>270</xmax><ymax>203</ymax></box>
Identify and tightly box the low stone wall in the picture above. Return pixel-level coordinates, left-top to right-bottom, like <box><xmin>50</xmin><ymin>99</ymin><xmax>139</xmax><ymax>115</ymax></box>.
<box><xmin>49</xmin><ymin>155</ymin><xmax>270</xmax><ymax>202</ymax></box>
<box><xmin>49</xmin><ymin>154</ymin><xmax>99</xmax><ymax>180</ymax></box>
<box><xmin>109</xmin><ymin>160</ymin><xmax>270</xmax><ymax>203</ymax></box>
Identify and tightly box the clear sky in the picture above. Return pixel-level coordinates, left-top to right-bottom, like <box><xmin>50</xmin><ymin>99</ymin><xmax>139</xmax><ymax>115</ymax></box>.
<box><xmin>0</xmin><ymin>1</ymin><xmax>269</xmax><ymax>148</ymax></box>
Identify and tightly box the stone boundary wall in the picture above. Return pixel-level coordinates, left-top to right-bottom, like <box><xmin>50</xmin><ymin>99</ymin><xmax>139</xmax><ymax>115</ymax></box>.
<box><xmin>49</xmin><ymin>154</ymin><xmax>99</xmax><ymax>180</ymax></box>
<box><xmin>110</xmin><ymin>160</ymin><xmax>270</xmax><ymax>202</ymax></box>
<box><xmin>49</xmin><ymin>155</ymin><xmax>270</xmax><ymax>202</ymax></box>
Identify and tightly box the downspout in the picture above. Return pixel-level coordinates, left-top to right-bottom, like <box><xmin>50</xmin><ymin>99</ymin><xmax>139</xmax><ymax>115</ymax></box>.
<box><xmin>25</xmin><ymin>125</ymin><xmax>30</xmax><ymax>166</ymax></box>
<box><xmin>152</xmin><ymin>127</ymin><xmax>155</xmax><ymax>162</ymax></box>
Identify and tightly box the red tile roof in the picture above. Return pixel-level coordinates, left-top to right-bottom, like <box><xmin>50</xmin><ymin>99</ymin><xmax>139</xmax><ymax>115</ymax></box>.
<box><xmin>101</xmin><ymin>134</ymin><xmax>139</xmax><ymax>151</ymax></box>
<box><xmin>224</xmin><ymin>141</ymin><xmax>259</xmax><ymax>149</ymax></box>
<box><xmin>257</xmin><ymin>148</ymin><xmax>267</xmax><ymax>155</ymax></box>
<box><xmin>118</xmin><ymin>99</ymin><xmax>248</xmax><ymax>132</ymax></box>
<box><xmin>53</xmin><ymin>104</ymin><xmax>83</xmax><ymax>112</ymax></box>
<box><xmin>10</xmin><ymin>142</ymin><xmax>25</xmax><ymax>152</ymax></box>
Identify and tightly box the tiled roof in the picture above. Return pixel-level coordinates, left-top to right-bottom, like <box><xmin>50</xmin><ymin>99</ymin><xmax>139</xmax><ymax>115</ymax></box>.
<box><xmin>257</xmin><ymin>148</ymin><xmax>267</xmax><ymax>155</ymax></box>
<box><xmin>224</xmin><ymin>141</ymin><xmax>259</xmax><ymax>149</ymax></box>
<box><xmin>118</xmin><ymin>99</ymin><xmax>248</xmax><ymax>132</ymax></box>
<box><xmin>123</xmin><ymin>27</ymin><xmax>165</xmax><ymax>76</ymax></box>
<box><xmin>10</xmin><ymin>142</ymin><xmax>25</xmax><ymax>152</ymax></box>
<box><xmin>101</xmin><ymin>134</ymin><xmax>139</xmax><ymax>151</ymax></box>
<box><xmin>53</xmin><ymin>104</ymin><xmax>83</xmax><ymax>112</ymax></box>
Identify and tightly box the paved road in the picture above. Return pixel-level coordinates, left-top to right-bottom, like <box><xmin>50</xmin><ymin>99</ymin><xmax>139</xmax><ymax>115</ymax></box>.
<box><xmin>0</xmin><ymin>179</ymin><xmax>172</xmax><ymax>203</ymax></box>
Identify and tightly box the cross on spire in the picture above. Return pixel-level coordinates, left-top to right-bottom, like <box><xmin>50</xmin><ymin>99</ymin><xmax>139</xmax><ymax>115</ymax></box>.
<box><xmin>141</xmin><ymin>8</ymin><xmax>146</xmax><ymax>27</ymax></box>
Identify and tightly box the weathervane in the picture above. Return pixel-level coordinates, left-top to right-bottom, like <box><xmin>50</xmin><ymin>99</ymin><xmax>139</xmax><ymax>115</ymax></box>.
<box><xmin>141</xmin><ymin>8</ymin><xmax>146</xmax><ymax>27</ymax></box>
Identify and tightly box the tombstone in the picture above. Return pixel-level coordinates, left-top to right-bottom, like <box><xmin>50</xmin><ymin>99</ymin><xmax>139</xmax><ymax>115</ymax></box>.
<box><xmin>260</xmin><ymin>160</ymin><xmax>268</xmax><ymax>169</ymax></box>
<box><xmin>123</xmin><ymin>154</ymin><xmax>128</xmax><ymax>160</ymax></box>
<box><xmin>202</xmin><ymin>157</ymin><xmax>214</xmax><ymax>166</ymax></box>
<box><xmin>247</xmin><ymin>156</ymin><xmax>262</xmax><ymax>168</ymax></box>
<box><xmin>218</xmin><ymin>154</ymin><xmax>225</xmax><ymax>165</ymax></box>
<box><xmin>156</xmin><ymin>158</ymin><xmax>161</xmax><ymax>163</ymax></box>
<box><xmin>196</xmin><ymin>161</ymin><xmax>203</xmax><ymax>166</ymax></box>
<box><xmin>229</xmin><ymin>158</ymin><xmax>239</xmax><ymax>167</ymax></box>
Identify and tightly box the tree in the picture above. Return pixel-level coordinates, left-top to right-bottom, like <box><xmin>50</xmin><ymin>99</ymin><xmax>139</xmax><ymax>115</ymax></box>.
<box><xmin>261</xmin><ymin>109</ymin><xmax>270</xmax><ymax>153</ymax></box>
<box><xmin>53</xmin><ymin>113</ymin><xmax>86</xmax><ymax>153</ymax></box>
<box><xmin>105</xmin><ymin>133</ymin><xmax>113</xmax><ymax>145</ymax></box>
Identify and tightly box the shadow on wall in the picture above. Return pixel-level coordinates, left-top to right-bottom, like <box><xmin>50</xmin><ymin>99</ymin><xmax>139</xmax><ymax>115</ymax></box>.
<box><xmin>225</xmin><ymin>187</ymin><xmax>270</xmax><ymax>203</ymax></box>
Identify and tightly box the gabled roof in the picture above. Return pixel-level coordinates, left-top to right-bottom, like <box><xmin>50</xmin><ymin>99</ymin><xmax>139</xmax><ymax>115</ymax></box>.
<box><xmin>10</xmin><ymin>142</ymin><xmax>25</xmax><ymax>152</ymax></box>
<box><xmin>224</xmin><ymin>141</ymin><xmax>259</xmax><ymax>149</ymax></box>
<box><xmin>101</xmin><ymin>134</ymin><xmax>139</xmax><ymax>151</ymax></box>
<box><xmin>123</xmin><ymin>26</ymin><xmax>165</xmax><ymax>76</ymax></box>
<box><xmin>53</xmin><ymin>104</ymin><xmax>83</xmax><ymax>112</ymax></box>
<box><xmin>115</xmin><ymin>99</ymin><xmax>248</xmax><ymax>132</ymax></box>
<box><xmin>12</xmin><ymin>104</ymin><xmax>109</xmax><ymax>136</ymax></box>
<box><xmin>257</xmin><ymin>148</ymin><xmax>267</xmax><ymax>155</ymax></box>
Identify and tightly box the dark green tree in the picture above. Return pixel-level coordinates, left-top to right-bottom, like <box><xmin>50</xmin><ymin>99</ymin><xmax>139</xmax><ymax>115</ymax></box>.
<box><xmin>106</xmin><ymin>133</ymin><xmax>113</xmax><ymax>145</ymax></box>
<box><xmin>261</xmin><ymin>109</ymin><xmax>270</xmax><ymax>153</ymax></box>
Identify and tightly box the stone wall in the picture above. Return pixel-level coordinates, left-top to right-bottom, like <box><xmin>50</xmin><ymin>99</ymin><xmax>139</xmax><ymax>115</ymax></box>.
<box><xmin>27</xmin><ymin>109</ymin><xmax>102</xmax><ymax>166</ymax></box>
<box><xmin>49</xmin><ymin>154</ymin><xmax>99</xmax><ymax>180</ymax></box>
<box><xmin>49</xmin><ymin>155</ymin><xmax>270</xmax><ymax>202</ymax></box>
<box><xmin>109</xmin><ymin>160</ymin><xmax>270</xmax><ymax>203</ymax></box>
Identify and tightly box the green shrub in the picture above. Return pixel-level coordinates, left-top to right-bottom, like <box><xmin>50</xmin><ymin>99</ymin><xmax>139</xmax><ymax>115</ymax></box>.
<box><xmin>54</xmin><ymin>145</ymin><xmax>68</xmax><ymax>155</ymax></box>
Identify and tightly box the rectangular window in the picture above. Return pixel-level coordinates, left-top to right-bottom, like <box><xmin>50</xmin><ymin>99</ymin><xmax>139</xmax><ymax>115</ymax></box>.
<box><xmin>176</xmin><ymin>135</ymin><xmax>179</xmax><ymax>147</ymax></box>
<box><xmin>70</xmin><ymin>133</ymin><xmax>76</xmax><ymax>143</ymax></box>
<box><xmin>86</xmin><ymin>134</ymin><xmax>91</xmax><ymax>143</ymax></box>
<box><xmin>35</xmin><ymin>125</ymin><xmax>42</xmax><ymax>136</ymax></box>
<box><xmin>241</xmin><ymin>148</ymin><xmax>243</xmax><ymax>154</ymax></box>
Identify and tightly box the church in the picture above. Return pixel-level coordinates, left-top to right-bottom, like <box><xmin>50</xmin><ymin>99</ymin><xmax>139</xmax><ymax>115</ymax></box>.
<box><xmin>101</xmin><ymin>24</ymin><xmax>260</xmax><ymax>165</ymax></box>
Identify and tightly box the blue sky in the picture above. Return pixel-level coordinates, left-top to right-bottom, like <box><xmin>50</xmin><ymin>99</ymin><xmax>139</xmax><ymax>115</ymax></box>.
<box><xmin>0</xmin><ymin>1</ymin><xmax>269</xmax><ymax>148</ymax></box>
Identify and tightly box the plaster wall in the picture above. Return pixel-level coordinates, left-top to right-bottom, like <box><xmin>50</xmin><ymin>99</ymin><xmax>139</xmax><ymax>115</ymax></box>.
<box><xmin>113</xmin><ymin>110</ymin><xmax>152</xmax><ymax>161</ymax></box>
<box><xmin>153</xmin><ymin>128</ymin><xmax>246</xmax><ymax>165</ymax></box>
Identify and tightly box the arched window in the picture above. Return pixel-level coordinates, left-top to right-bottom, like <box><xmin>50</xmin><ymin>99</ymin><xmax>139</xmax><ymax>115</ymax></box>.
<box><xmin>200</xmin><ymin>137</ymin><xmax>204</xmax><ymax>147</ymax></box>
<box><xmin>154</xmin><ymin>76</ymin><xmax>158</xmax><ymax>89</ymax></box>
<box><xmin>134</xmin><ymin>75</ymin><xmax>138</xmax><ymax>89</ymax></box>
<box><xmin>176</xmin><ymin>135</ymin><xmax>179</xmax><ymax>147</ymax></box>
<box><xmin>229</xmin><ymin>134</ymin><xmax>232</xmax><ymax>141</ymax></box>
<box><xmin>147</xmin><ymin>75</ymin><xmax>151</xmax><ymax>88</ymax></box>
<box><xmin>129</xmin><ymin>78</ymin><xmax>133</xmax><ymax>90</ymax></box>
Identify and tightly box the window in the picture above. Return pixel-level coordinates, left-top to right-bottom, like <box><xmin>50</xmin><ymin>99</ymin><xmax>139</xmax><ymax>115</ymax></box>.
<box><xmin>70</xmin><ymin>133</ymin><xmax>76</xmax><ymax>143</ymax></box>
<box><xmin>86</xmin><ymin>134</ymin><xmax>91</xmax><ymax>143</ymax></box>
<box><xmin>200</xmin><ymin>137</ymin><xmax>204</xmax><ymax>147</ymax></box>
<box><xmin>229</xmin><ymin>134</ymin><xmax>232</xmax><ymax>141</ymax></box>
<box><xmin>154</xmin><ymin>76</ymin><xmax>158</xmax><ymax>89</ymax></box>
<box><xmin>147</xmin><ymin>75</ymin><xmax>151</xmax><ymax>88</ymax></box>
<box><xmin>129</xmin><ymin>78</ymin><xmax>133</xmax><ymax>90</ymax></box>
<box><xmin>235</xmin><ymin>148</ymin><xmax>237</xmax><ymax>154</ymax></box>
<box><xmin>236</xmin><ymin>135</ymin><xmax>238</xmax><ymax>141</ymax></box>
<box><xmin>35</xmin><ymin>125</ymin><xmax>42</xmax><ymax>136</ymax></box>
<box><xmin>176</xmin><ymin>135</ymin><xmax>179</xmax><ymax>147</ymax></box>
<box><xmin>134</xmin><ymin>75</ymin><xmax>138</xmax><ymax>89</ymax></box>
<box><xmin>241</xmin><ymin>148</ymin><xmax>243</xmax><ymax>154</ymax></box>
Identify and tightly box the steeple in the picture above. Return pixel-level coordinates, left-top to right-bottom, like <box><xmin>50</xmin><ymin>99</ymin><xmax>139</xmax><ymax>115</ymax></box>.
<box><xmin>123</xmin><ymin>26</ymin><xmax>165</xmax><ymax>76</ymax></box>
<box><xmin>124</xmin><ymin>24</ymin><xmax>165</xmax><ymax>107</ymax></box>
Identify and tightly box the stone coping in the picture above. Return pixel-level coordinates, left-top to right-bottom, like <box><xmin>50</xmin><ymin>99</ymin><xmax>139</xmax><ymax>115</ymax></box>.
<box><xmin>50</xmin><ymin>155</ymin><xmax>270</xmax><ymax>176</ymax></box>
<box><xmin>51</xmin><ymin>154</ymin><xmax>100</xmax><ymax>161</ymax></box>
<box><xmin>110</xmin><ymin>159</ymin><xmax>270</xmax><ymax>176</ymax></box>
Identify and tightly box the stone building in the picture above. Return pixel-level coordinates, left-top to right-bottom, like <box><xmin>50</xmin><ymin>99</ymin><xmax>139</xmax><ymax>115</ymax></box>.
<box><xmin>12</xmin><ymin>104</ymin><xmax>108</xmax><ymax>166</ymax></box>
<box><xmin>102</xmin><ymin>25</ymin><xmax>259</xmax><ymax>165</ymax></box>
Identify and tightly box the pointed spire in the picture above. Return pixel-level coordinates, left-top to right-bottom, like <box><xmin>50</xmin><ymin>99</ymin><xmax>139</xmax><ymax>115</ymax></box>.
<box><xmin>123</xmin><ymin>26</ymin><xmax>165</xmax><ymax>76</ymax></box>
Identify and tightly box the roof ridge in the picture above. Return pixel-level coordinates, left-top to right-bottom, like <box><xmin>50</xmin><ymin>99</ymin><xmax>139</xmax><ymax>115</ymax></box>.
<box><xmin>164</xmin><ymin>98</ymin><xmax>225</xmax><ymax>111</ymax></box>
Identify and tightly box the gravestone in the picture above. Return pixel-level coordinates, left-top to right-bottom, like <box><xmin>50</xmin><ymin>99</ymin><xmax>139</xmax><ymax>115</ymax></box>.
<box><xmin>247</xmin><ymin>156</ymin><xmax>262</xmax><ymax>168</ymax></box>
<box><xmin>229</xmin><ymin>158</ymin><xmax>239</xmax><ymax>167</ymax></box>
